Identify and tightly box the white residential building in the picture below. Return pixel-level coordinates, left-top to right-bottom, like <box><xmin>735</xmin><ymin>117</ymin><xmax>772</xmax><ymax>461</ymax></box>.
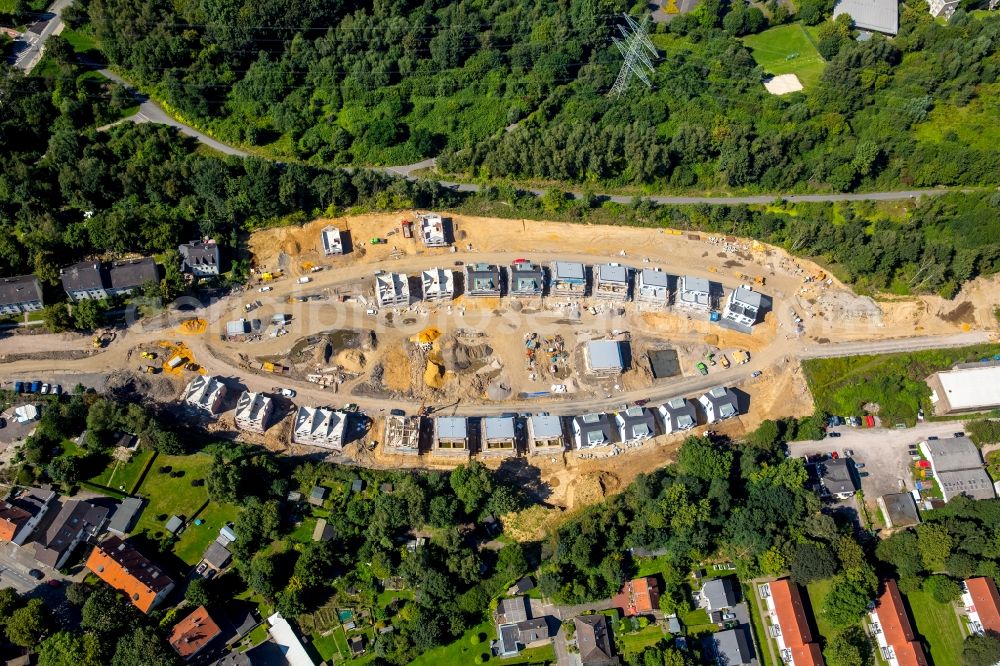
<box><xmin>376</xmin><ymin>272</ymin><xmax>410</xmax><ymax>307</ymax></box>
<box><xmin>482</xmin><ymin>416</ymin><xmax>518</xmax><ymax>457</ymax></box>
<box><xmin>677</xmin><ymin>275</ymin><xmax>711</xmax><ymax>311</ymax></box>
<box><xmin>658</xmin><ymin>397</ymin><xmax>697</xmax><ymax>434</ymax></box>
<box><xmin>422</xmin><ymin>268</ymin><xmax>454</xmax><ymax>301</ymax></box>
<box><xmin>183</xmin><ymin>375</ymin><xmax>227</xmax><ymax>415</ymax></box>
<box><xmin>722</xmin><ymin>285</ymin><xmax>763</xmax><ymax>328</ymax></box>
<box><xmin>615</xmin><ymin>407</ymin><xmax>657</xmax><ymax>445</ymax></box>
<box><xmin>292</xmin><ymin>406</ymin><xmax>347</xmax><ymax>450</ymax></box>
<box><xmin>178</xmin><ymin>240</ymin><xmax>220</xmax><ymax>276</ymax></box>
<box><xmin>234</xmin><ymin>391</ymin><xmax>273</xmax><ymax>433</ymax></box>
<box><xmin>0</xmin><ymin>275</ymin><xmax>44</xmax><ymax>315</ymax></box>
<box><xmin>586</xmin><ymin>340</ymin><xmax>625</xmax><ymax>375</ymax></box>
<box><xmin>926</xmin><ymin>0</ymin><xmax>959</xmax><ymax>17</ymax></box>
<box><xmin>549</xmin><ymin>261</ymin><xmax>587</xmax><ymax>297</ymax></box>
<box><xmin>419</xmin><ymin>214</ymin><xmax>448</xmax><ymax>247</ymax></box>
<box><xmin>593</xmin><ymin>263</ymin><xmax>630</xmax><ymax>301</ymax></box>
<box><xmin>635</xmin><ymin>269</ymin><xmax>670</xmax><ymax>305</ymax></box>
<box><xmin>699</xmin><ymin>386</ymin><xmax>739</xmax><ymax>423</ymax></box>
<box><xmin>572</xmin><ymin>413</ymin><xmax>612</xmax><ymax>449</ymax></box>
<box><xmin>527</xmin><ymin>414</ymin><xmax>565</xmax><ymax>455</ymax></box>
<box><xmin>433</xmin><ymin>417</ymin><xmax>470</xmax><ymax>458</ymax></box>
<box><xmin>321</xmin><ymin>226</ymin><xmax>344</xmax><ymax>255</ymax></box>
<box><xmin>266</xmin><ymin>612</ymin><xmax>316</xmax><ymax>666</ymax></box>
<box><xmin>509</xmin><ymin>262</ymin><xmax>545</xmax><ymax>297</ymax></box>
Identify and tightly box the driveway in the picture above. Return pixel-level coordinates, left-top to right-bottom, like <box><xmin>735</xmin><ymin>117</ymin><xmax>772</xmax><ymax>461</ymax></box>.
<box><xmin>787</xmin><ymin>421</ymin><xmax>971</xmax><ymax>499</ymax></box>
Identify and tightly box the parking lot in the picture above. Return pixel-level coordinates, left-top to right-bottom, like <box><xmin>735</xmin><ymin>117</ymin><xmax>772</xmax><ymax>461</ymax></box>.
<box><xmin>788</xmin><ymin>421</ymin><xmax>971</xmax><ymax>500</ymax></box>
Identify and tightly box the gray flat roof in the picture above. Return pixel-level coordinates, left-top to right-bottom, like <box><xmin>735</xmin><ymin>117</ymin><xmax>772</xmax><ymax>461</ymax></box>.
<box><xmin>529</xmin><ymin>415</ymin><xmax>562</xmax><ymax>439</ymax></box>
<box><xmin>924</xmin><ymin>437</ymin><xmax>983</xmax><ymax>471</ymax></box>
<box><xmin>437</xmin><ymin>417</ymin><xmax>467</xmax><ymax>439</ymax></box>
<box><xmin>552</xmin><ymin>262</ymin><xmax>585</xmax><ymax>282</ymax></box>
<box><xmin>0</xmin><ymin>275</ymin><xmax>42</xmax><ymax>307</ymax></box>
<box><xmin>587</xmin><ymin>340</ymin><xmax>623</xmax><ymax>370</ymax></box>
<box><xmin>731</xmin><ymin>286</ymin><xmax>763</xmax><ymax>308</ymax></box>
<box><xmin>880</xmin><ymin>493</ymin><xmax>919</xmax><ymax>526</ymax></box>
<box><xmin>682</xmin><ymin>275</ymin><xmax>710</xmax><ymax>293</ymax></box>
<box><xmin>833</xmin><ymin>0</ymin><xmax>898</xmax><ymax>34</ymax></box>
<box><xmin>938</xmin><ymin>469</ymin><xmax>996</xmax><ymax>500</ymax></box>
<box><xmin>640</xmin><ymin>269</ymin><xmax>670</xmax><ymax>287</ymax></box>
<box><xmin>597</xmin><ymin>263</ymin><xmax>628</xmax><ymax>283</ymax></box>
<box><xmin>484</xmin><ymin>417</ymin><xmax>516</xmax><ymax>440</ymax></box>
<box><xmin>107</xmin><ymin>496</ymin><xmax>144</xmax><ymax>534</ymax></box>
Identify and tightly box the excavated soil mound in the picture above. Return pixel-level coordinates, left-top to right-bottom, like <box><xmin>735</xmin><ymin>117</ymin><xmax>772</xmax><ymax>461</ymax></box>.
<box><xmin>336</xmin><ymin>349</ymin><xmax>366</xmax><ymax>373</ymax></box>
<box><xmin>440</xmin><ymin>338</ymin><xmax>493</xmax><ymax>371</ymax></box>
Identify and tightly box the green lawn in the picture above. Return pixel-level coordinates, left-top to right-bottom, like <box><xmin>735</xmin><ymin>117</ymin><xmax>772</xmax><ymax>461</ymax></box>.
<box><xmin>131</xmin><ymin>453</ymin><xmax>239</xmax><ymax>565</ymax></box>
<box><xmin>679</xmin><ymin>607</ymin><xmax>717</xmax><ymax>636</ymax></box>
<box><xmin>60</xmin><ymin>28</ymin><xmax>100</xmax><ymax>55</ymax></box>
<box><xmin>635</xmin><ymin>554</ymin><xmax>672</xmax><ymax>578</ymax></box>
<box><xmin>408</xmin><ymin>619</ymin><xmax>492</xmax><ymax>666</ymax></box>
<box><xmin>906</xmin><ymin>587</ymin><xmax>964</xmax><ymax>666</ymax></box>
<box><xmin>914</xmin><ymin>83</ymin><xmax>1000</xmax><ymax>152</ymax></box>
<box><xmin>743</xmin><ymin>583</ymin><xmax>775</xmax><ymax>666</ymax></box>
<box><xmin>88</xmin><ymin>448</ymin><xmax>155</xmax><ymax>493</ymax></box>
<box><xmin>742</xmin><ymin>23</ymin><xmax>827</xmax><ymax>89</ymax></box>
<box><xmin>621</xmin><ymin>623</ymin><xmax>667</xmax><ymax>654</ymax></box>
<box><xmin>805</xmin><ymin>578</ymin><xmax>840</xmax><ymax>642</ymax></box>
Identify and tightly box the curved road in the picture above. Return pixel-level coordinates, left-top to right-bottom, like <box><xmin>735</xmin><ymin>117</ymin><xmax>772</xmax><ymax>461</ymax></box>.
<box><xmin>95</xmin><ymin>72</ymin><xmax>974</xmax><ymax>206</ymax></box>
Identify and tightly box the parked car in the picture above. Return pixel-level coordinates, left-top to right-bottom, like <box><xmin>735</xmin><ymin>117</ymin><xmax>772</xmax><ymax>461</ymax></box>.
<box><xmin>46</xmin><ymin>579</ymin><xmax>61</xmax><ymax>588</ymax></box>
<box><xmin>722</xmin><ymin>613</ymin><xmax>737</xmax><ymax>621</ymax></box>
<box><xmin>954</xmin><ymin>431</ymin><xmax>965</xmax><ymax>438</ymax></box>
<box><xmin>696</xmin><ymin>362</ymin><xmax>708</xmax><ymax>376</ymax></box>
<box><xmin>280</xmin><ymin>388</ymin><xmax>296</xmax><ymax>398</ymax></box>
<box><xmin>389</xmin><ymin>409</ymin><xmax>405</xmax><ymax>417</ymax></box>
<box><xmin>0</xmin><ymin>418</ymin><xmax>6</xmax><ymax>428</ymax></box>
<box><xmin>259</xmin><ymin>286</ymin><xmax>272</xmax><ymax>292</ymax></box>
<box><xmin>366</xmin><ymin>308</ymin><xmax>378</xmax><ymax>315</ymax></box>
<box><xmin>51</xmin><ymin>385</ymin><xmax>61</xmax><ymax>395</ymax></box>
<box><xmin>751</xmin><ymin>370</ymin><xmax>762</xmax><ymax>378</ymax></box>
<box><xmin>828</xmin><ymin>431</ymin><xmax>841</xmax><ymax>438</ymax></box>
<box><xmin>40</xmin><ymin>384</ymin><xmax>49</xmax><ymax>395</ymax></box>
<box><xmin>28</xmin><ymin>569</ymin><xmax>43</xmax><ymax>580</ymax></box>
<box><xmin>297</xmin><ymin>276</ymin><xmax>311</xmax><ymax>284</ymax></box>
<box><xmin>855</xmin><ymin>463</ymin><xmax>866</xmax><ymax>469</ymax></box>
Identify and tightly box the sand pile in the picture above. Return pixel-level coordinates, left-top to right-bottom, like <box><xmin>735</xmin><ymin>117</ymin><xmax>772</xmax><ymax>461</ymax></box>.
<box><xmin>336</xmin><ymin>349</ymin><xmax>366</xmax><ymax>373</ymax></box>
<box><xmin>440</xmin><ymin>338</ymin><xmax>493</xmax><ymax>371</ymax></box>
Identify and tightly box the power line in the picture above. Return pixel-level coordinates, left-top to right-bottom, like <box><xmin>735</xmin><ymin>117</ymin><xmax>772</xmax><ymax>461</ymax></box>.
<box><xmin>608</xmin><ymin>14</ymin><xmax>658</xmax><ymax>98</ymax></box>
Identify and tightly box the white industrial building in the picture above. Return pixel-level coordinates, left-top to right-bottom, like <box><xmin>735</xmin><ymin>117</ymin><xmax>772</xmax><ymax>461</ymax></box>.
<box><xmin>421</xmin><ymin>268</ymin><xmax>454</xmax><ymax>301</ymax></box>
<box><xmin>292</xmin><ymin>406</ymin><xmax>347</xmax><ymax>450</ymax></box>
<box><xmin>321</xmin><ymin>226</ymin><xmax>344</xmax><ymax>255</ymax></box>
<box><xmin>635</xmin><ymin>269</ymin><xmax>670</xmax><ymax>305</ymax></box>
<box><xmin>920</xmin><ymin>436</ymin><xmax>996</xmax><ymax>502</ymax></box>
<box><xmin>527</xmin><ymin>414</ymin><xmax>565</xmax><ymax>455</ymax></box>
<box><xmin>677</xmin><ymin>275</ymin><xmax>711</xmax><ymax>311</ymax></box>
<box><xmin>419</xmin><ymin>214</ymin><xmax>448</xmax><ymax>247</ymax></box>
<box><xmin>183</xmin><ymin>375</ymin><xmax>227</xmax><ymax>415</ymax></box>
<box><xmin>593</xmin><ymin>263</ymin><xmax>630</xmax><ymax>301</ymax></box>
<box><xmin>549</xmin><ymin>262</ymin><xmax>587</xmax><ymax>297</ymax></box>
<box><xmin>572</xmin><ymin>413</ymin><xmax>612</xmax><ymax>449</ymax></box>
<box><xmin>375</xmin><ymin>272</ymin><xmax>410</xmax><ymax>307</ymax></box>
<box><xmin>615</xmin><ymin>407</ymin><xmax>657</xmax><ymax>445</ymax></box>
<box><xmin>586</xmin><ymin>340</ymin><xmax>625</xmax><ymax>375</ymax></box>
<box><xmin>699</xmin><ymin>386</ymin><xmax>739</xmax><ymax>423</ymax></box>
<box><xmin>927</xmin><ymin>362</ymin><xmax>1000</xmax><ymax>415</ymax></box>
<box><xmin>433</xmin><ymin>417</ymin><xmax>470</xmax><ymax>457</ymax></box>
<box><xmin>722</xmin><ymin>285</ymin><xmax>763</xmax><ymax>328</ymax></box>
<box><xmin>658</xmin><ymin>397</ymin><xmax>697</xmax><ymax>434</ymax></box>
<box><xmin>234</xmin><ymin>391</ymin><xmax>273</xmax><ymax>433</ymax></box>
<box><xmin>482</xmin><ymin>416</ymin><xmax>518</xmax><ymax>457</ymax></box>
<box><xmin>833</xmin><ymin>0</ymin><xmax>898</xmax><ymax>35</ymax></box>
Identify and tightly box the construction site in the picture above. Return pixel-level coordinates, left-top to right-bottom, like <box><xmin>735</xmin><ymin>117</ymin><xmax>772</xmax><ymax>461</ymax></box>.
<box><xmin>2</xmin><ymin>211</ymin><xmax>998</xmax><ymax>512</ymax></box>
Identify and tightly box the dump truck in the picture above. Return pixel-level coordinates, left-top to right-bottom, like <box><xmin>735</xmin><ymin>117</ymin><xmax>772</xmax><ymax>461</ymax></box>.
<box><xmin>261</xmin><ymin>362</ymin><xmax>289</xmax><ymax>374</ymax></box>
<box><xmin>401</xmin><ymin>220</ymin><xmax>413</xmax><ymax>238</ymax></box>
<box><xmin>370</xmin><ymin>237</ymin><xmax>384</xmax><ymax>244</ymax></box>
<box><xmin>734</xmin><ymin>350</ymin><xmax>750</xmax><ymax>365</ymax></box>
<box><xmin>167</xmin><ymin>355</ymin><xmax>186</xmax><ymax>369</ymax></box>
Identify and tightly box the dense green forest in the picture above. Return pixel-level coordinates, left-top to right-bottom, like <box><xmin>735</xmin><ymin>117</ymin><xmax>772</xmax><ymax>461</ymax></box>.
<box><xmin>72</xmin><ymin>0</ymin><xmax>1000</xmax><ymax>192</ymax></box>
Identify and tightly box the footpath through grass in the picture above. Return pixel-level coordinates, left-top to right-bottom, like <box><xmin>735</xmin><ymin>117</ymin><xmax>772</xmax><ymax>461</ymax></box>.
<box><xmin>742</xmin><ymin>23</ymin><xmax>827</xmax><ymax>89</ymax></box>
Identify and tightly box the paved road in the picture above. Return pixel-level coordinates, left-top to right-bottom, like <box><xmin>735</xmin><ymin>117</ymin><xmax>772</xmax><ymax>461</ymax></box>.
<box><xmin>8</xmin><ymin>0</ymin><xmax>72</xmax><ymax>72</ymax></box>
<box><xmin>94</xmin><ymin>71</ymin><xmax>975</xmax><ymax>206</ymax></box>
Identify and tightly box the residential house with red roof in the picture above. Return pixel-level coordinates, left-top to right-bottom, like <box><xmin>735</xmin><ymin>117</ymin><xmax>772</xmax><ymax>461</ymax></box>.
<box><xmin>613</xmin><ymin>577</ymin><xmax>660</xmax><ymax>617</ymax></box>
<box><xmin>85</xmin><ymin>536</ymin><xmax>175</xmax><ymax>613</ymax></box>
<box><xmin>758</xmin><ymin>578</ymin><xmax>824</xmax><ymax>666</ymax></box>
<box><xmin>869</xmin><ymin>580</ymin><xmax>929</xmax><ymax>666</ymax></box>
<box><xmin>169</xmin><ymin>606</ymin><xmax>222</xmax><ymax>660</ymax></box>
<box><xmin>962</xmin><ymin>577</ymin><xmax>1000</xmax><ymax>635</ymax></box>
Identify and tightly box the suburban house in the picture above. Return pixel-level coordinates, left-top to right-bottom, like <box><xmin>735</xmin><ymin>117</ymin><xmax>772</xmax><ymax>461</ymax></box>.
<box><xmin>169</xmin><ymin>606</ymin><xmax>223</xmax><ymax>660</ymax></box>
<box><xmin>527</xmin><ymin>414</ymin><xmax>565</xmax><ymax>455</ymax></box>
<box><xmin>962</xmin><ymin>577</ymin><xmax>1000</xmax><ymax>635</ymax></box>
<box><xmin>482</xmin><ymin>416</ymin><xmax>518</xmax><ymax>457</ymax></box>
<box><xmin>549</xmin><ymin>261</ymin><xmax>587</xmax><ymax>297</ymax></box>
<box><xmin>572</xmin><ymin>413</ymin><xmax>612</xmax><ymax>449</ymax></box>
<box><xmin>677</xmin><ymin>275</ymin><xmax>712</xmax><ymax>311</ymax></box>
<box><xmin>919</xmin><ymin>435</ymin><xmax>995</xmax><ymax>501</ymax></box>
<box><xmin>635</xmin><ymin>269</ymin><xmax>670</xmax><ymax>305</ymax></box>
<box><xmin>699</xmin><ymin>386</ymin><xmax>739</xmax><ymax>423</ymax></box>
<box><xmin>292</xmin><ymin>406</ymin><xmax>347</xmax><ymax>450</ymax></box>
<box><xmin>878</xmin><ymin>493</ymin><xmax>920</xmax><ymax>529</ymax></box>
<box><xmin>234</xmin><ymin>392</ymin><xmax>273</xmax><ymax>433</ymax></box>
<box><xmin>614</xmin><ymin>407</ymin><xmax>657</xmax><ymax>446</ymax></box>
<box><xmin>321</xmin><ymin>226</ymin><xmax>344</xmax><ymax>255</ymax></box>
<box><xmin>833</xmin><ymin>0</ymin><xmax>898</xmax><ymax>36</ymax></box>
<box><xmin>375</xmin><ymin>272</ymin><xmax>410</xmax><ymax>307</ymax></box>
<box><xmin>383</xmin><ymin>414</ymin><xmax>422</xmax><ymax>456</ymax></box>
<box><xmin>700</xmin><ymin>577</ymin><xmax>738</xmax><ymax>612</ymax></box>
<box><xmin>495</xmin><ymin>597</ymin><xmax>531</xmax><ymax>656</ymax></box>
<box><xmin>107</xmin><ymin>258</ymin><xmax>160</xmax><ymax>298</ymax></box>
<box><xmin>722</xmin><ymin>285</ymin><xmax>763</xmax><ymax>328</ymax></box>
<box><xmin>593</xmin><ymin>263</ymin><xmax>630</xmax><ymax>301</ymax></box>
<box><xmin>927</xmin><ymin>0</ymin><xmax>960</xmax><ymax>18</ymax></box>
<box><xmin>264</xmin><ymin>612</ymin><xmax>316</xmax><ymax>666</ymax></box>
<box><xmin>711</xmin><ymin>628</ymin><xmax>752</xmax><ymax>666</ymax></box>
<box><xmin>574</xmin><ymin>615</ymin><xmax>618</xmax><ymax>666</ymax></box>
<box><xmin>59</xmin><ymin>261</ymin><xmax>108</xmax><ymax>301</ymax></box>
<box><xmin>312</xmin><ymin>518</ymin><xmax>335</xmax><ymax>542</ymax></box>
<box><xmin>0</xmin><ymin>275</ymin><xmax>44</xmax><ymax>315</ymax></box>
<box><xmin>419</xmin><ymin>214</ymin><xmax>448</xmax><ymax>247</ymax></box>
<box><xmin>658</xmin><ymin>397</ymin><xmax>698</xmax><ymax>434</ymax></box>
<box><xmin>107</xmin><ymin>496</ymin><xmax>144</xmax><ymax>537</ymax></box>
<box><xmin>869</xmin><ymin>579</ymin><xmax>928</xmax><ymax>666</ymax></box>
<box><xmin>32</xmin><ymin>498</ymin><xmax>110</xmax><ymax>570</ymax></box>
<box><xmin>614</xmin><ymin>577</ymin><xmax>660</xmax><ymax>617</ymax></box>
<box><xmin>421</xmin><ymin>267</ymin><xmax>454</xmax><ymax>301</ymax></box>
<box><xmin>0</xmin><ymin>487</ymin><xmax>55</xmax><ymax>546</ymax></box>
<box><xmin>199</xmin><ymin>538</ymin><xmax>232</xmax><ymax>575</ymax></box>
<box><xmin>178</xmin><ymin>240</ymin><xmax>220</xmax><ymax>276</ymax></box>
<box><xmin>509</xmin><ymin>261</ymin><xmax>545</xmax><ymax>297</ymax></box>
<box><xmin>85</xmin><ymin>536</ymin><xmax>175</xmax><ymax>613</ymax></box>
<box><xmin>465</xmin><ymin>264</ymin><xmax>502</xmax><ymax>297</ymax></box>
<box><xmin>927</xmin><ymin>362</ymin><xmax>1000</xmax><ymax>415</ymax></box>
<box><xmin>183</xmin><ymin>375</ymin><xmax>228</xmax><ymax>415</ymax></box>
<box><xmin>819</xmin><ymin>458</ymin><xmax>856</xmax><ymax>500</ymax></box>
<box><xmin>758</xmin><ymin>578</ymin><xmax>825</xmax><ymax>666</ymax></box>
<box><xmin>432</xmin><ymin>417</ymin><xmax>470</xmax><ymax>458</ymax></box>
<box><xmin>308</xmin><ymin>486</ymin><xmax>328</xmax><ymax>507</ymax></box>
<box><xmin>586</xmin><ymin>340</ymin><xmax>625</xmax><ymax>375</ymax></box>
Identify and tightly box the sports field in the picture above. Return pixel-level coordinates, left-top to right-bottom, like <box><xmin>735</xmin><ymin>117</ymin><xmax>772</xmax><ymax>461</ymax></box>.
<box><xmin>743</xmin><ymin>23</ymin><xmax>827</xmax><ymax>89</ymax></box>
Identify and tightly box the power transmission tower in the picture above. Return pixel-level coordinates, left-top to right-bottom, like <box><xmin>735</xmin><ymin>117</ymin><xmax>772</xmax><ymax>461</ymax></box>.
<box><xmin>608</xmin><ymin>14</ymin><xmax>659</xmax><ymax>98</ymax></box>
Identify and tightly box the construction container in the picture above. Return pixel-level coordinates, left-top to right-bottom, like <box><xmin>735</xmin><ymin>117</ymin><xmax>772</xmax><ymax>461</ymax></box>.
<box><xmin>401</xmin><ymin>221</ymin><xmax>413</xmax><ymax>238</ymax></box>
<box><xmin>167</xmin><ymin>355</ymin><xmax>185</xmax><ymax>369</ymax></box>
